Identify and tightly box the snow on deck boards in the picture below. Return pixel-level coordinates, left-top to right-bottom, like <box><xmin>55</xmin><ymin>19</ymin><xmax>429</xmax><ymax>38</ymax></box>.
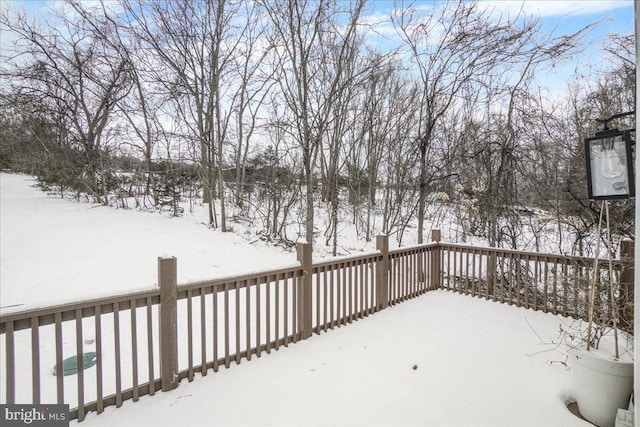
<box><xmin>75</xmin><ymin>291</ymin><xmax>587</xmax><ymax>426</ymax></box>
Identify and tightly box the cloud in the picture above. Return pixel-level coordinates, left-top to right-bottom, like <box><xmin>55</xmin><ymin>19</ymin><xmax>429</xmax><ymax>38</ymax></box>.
<box><xmin>478</xmin><ymin>0</ymin><xmax>631</xmax><ymax>19</ymax></box>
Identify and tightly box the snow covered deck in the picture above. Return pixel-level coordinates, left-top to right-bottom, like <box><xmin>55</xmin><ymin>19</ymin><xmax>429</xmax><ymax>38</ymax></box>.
<box><xmin>75</xmin><ymin>290</ymin><xmax>588</xmax><ymax>426</ymax></box>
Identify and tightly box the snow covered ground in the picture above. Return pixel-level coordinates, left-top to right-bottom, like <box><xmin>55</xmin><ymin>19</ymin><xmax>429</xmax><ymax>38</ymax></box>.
<box><xmin>75</xmin><ymin>291</ymin><xmax>586</xmax><ymax>426</ymax></box>
<box><xmin>0</xmin><ymin>173</ymin><xmax>590</xmax><ymax>426</ymax></box>
<box><xmin>0</xmin><ymin>173</ymin><xmax>295</xmax><ymax>313</ymax></box>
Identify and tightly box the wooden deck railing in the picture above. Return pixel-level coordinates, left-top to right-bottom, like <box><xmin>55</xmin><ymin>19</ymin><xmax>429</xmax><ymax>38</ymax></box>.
<box><xmin>0</xmin><ymin>232</ymin><xmax>633</xmax><ymax>421</ymax></box>
<box><xmin>439</xmin><ymin>242</ymin><xmax>632</xmax><ymax>325</ymax></box>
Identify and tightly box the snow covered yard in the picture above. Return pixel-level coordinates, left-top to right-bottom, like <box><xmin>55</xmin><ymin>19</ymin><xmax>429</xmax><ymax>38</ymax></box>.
<box><xmin>74</xmin><ymin>291</ymin><xmax>587</xmax><ymax>426</ymax></box>
<box><xmin>1</xmin><ymin>173</ymin><xmax>590</xmax><ymax>426</ymax></box>
<box><xmin>0</xmin><ymin>173</ymin><xmax>294</xmax><ymax>312</ymax></box>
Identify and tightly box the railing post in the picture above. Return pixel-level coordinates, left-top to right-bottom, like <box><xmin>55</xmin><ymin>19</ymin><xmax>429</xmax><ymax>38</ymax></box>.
<box><xmin>430</xmin><ymin>230</ymin><xmax>441</xmax><ymax>289</ymax></box>
<box><xmin>376</xmin><ymin>235</ymin><xmax>389</xmax><ymax>309</ymax></box>
<box><xmin>620</xmin><ymin>240</ymin><xmax>634</xmax><ymax>333</ymax></box>
<box><xmin>158</xmin><ymin>256</ymin><xmax>178</xmax><ymax>392</ymax></box>
<box><xmin>297</xmin><ymin>242</ymin><xmax>313</xmax><ymax>340</ymax></box>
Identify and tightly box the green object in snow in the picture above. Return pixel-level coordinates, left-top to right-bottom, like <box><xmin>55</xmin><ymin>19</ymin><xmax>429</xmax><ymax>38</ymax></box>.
<box><xmin>53</xmin><ymin>352</ymin><xmax>97</xmax><ymax>376</ymax></box>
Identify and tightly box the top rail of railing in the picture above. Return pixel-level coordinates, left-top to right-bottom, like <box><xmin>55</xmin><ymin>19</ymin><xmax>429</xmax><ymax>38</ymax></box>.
<box><xmin>439</xmin><ymin>242</ymin><xmax>625</xmax><ymax>268</ymax></box>
<box><xmin>0</xmin><ymin>263</ymin><xmax>302</xmax><ymax>333</ymax></box>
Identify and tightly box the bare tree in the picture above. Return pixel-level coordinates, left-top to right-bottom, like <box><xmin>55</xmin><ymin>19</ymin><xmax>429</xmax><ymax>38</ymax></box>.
<box><xmin>261</xmin><ymin>0</ymin><xmax>367</xmax><ymax>245</ymax></box>
<box><xmin>1</xmin><ymin>5</ymin><xmax>131</xmax><ymax>203</ymax></box>
<box><xmin>230</xmin><ymin>2</ymin><xmax>275</xmax><ymax>209</ymax></box>
<box><xmin>392</xmin><ymin>0</ymin><xmax>586</xmax><ymax>244</ymax></box>
<box><xmin>120</xmin><ymin>0</ymin><xmax>245</xmax><ymax>230</ymax></box>
<box><xmin>68</xmin><ymin>0</ymin><xmax>166</xmax><ymax>207</ymax></box>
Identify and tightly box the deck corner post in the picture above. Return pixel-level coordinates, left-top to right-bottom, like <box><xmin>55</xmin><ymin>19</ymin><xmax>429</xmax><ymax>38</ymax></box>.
<box><xmin>620</xmin><ymin>240</ymin><xmax>634</xmax><ymax>333</ymax></box>
<box><xmin>297</xmin><ymin>242</ymin><xmax>313</xmax><ymax>340</ymax></box>
<box><xmin>158</xmin><ymin>256</ymin><xmax>178</xmax><ymax>392</ymax></box>
<box><xmin>376</xmin><ymin>235</ymin><xmax>389</xmax><ymax>309</ymax></box>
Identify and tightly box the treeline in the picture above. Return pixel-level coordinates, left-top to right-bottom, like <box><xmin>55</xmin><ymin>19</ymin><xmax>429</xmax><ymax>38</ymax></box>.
<box><xmin>0</xmin><ymin>1</ymin><xmax>634</xmax><ymax>255</ymax></box>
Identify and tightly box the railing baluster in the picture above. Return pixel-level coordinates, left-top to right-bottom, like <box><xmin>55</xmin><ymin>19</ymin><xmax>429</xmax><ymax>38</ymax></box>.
<box><xmin>523</xmin><ymin>255</ymin><xmax>529</xmax><ymax>309</ymax></box>
<box><xmin>348</xmin><ymin>262</ymin><xmax>353</xmax><ymax>323</ymax></box>
<box><xmin>75</xmin><ymin>309</ymin><xmax>84</xmax><ymax>422</ymax></box>
<box><xmin>54</xmin><ymin>312</ymin><xmax>63</xmax><ymax>403</ymax></box>
<box><xmin>223</xmin><ymin>283</ymin><xmax>229</xmax><ymax>368</ymax></box>
<box><xmin>284</xmin><ymin>277</ymin><xmax>288</xmax><ymax>347</ymax></box>
<box><xmin>336</xmin><ymin>264</ymin><xmax>342</xmax><ymax>323</ymax></box>
<box><xmin>498</xmin><ymin>252</ymin><xmax>503</xmax><ymax>302</ymax></box>
<box><xmin>543</xmin><ymin>260</ymin><xmax>549</xmax><ymax>313</ymax></box>
<box><xmin>403</xmin><ymin>252</ymin><xmax>408</xmax><ymax>299</ymax></box>
<box><xmin>416</xmin><ymin>250</ymin><xmax>420</xmax><ymax>292</ymax></box>
<box><xmin>571</xmin><ymin>262</ymin><xmax>578</xmax><ymax>318</ymax></box>
<box><xmin>323</xmin><ymin>267</ymin><xmax>328</xmax><ymax>330</ymax></box>
<box><xmin>410</xmin><ymin>251</ymin><xmax>414</xmax><ymax>297</ymax></box>
<box><xmin>563</xmin><ymin>260</ymin><xmax>569</xmax><ymax>317</ymax></box>
<box><xmin>5</xmin><ymin>321</ymin><xmax>15</xmax><ymax>404</ymax></box>
<box><xmin>479</xmin><ymin>250</ymin><xmax>484</xmax><ymax>297</ymax></box>
<box><xmin>330</xmin><ymin>267</ymin><xmax>335</xmax><ymax>329</ymax></box>
<box><xmin>453</xmin><ymin>249</ymin><xmax>458</xmax><ymax>294</ymax></box>
<box><xmin>96</xmin><ymin>304</ymin><xmax>104</xmax><ymax>412</ymax></box>
<box><xmin>413</xmin><ymin>251</ymin><xmax>417</xmax><ymax>297</ymax></box>
<box><xmin>401</xmin><ymin>254</ymin><xmax>405</xmax><ymax>298</ymax></box>
<box><xmin>114</xmin><ymin>302</ymin><xmax>122</xmax><ymax>408</ymax></box>
<box><xmin>523</xmin><ymin>254</ymin><xmax>528</xmax><ymax>307</ymax></box>
<box><xmin>256</xmin><ymin>279</ymin><xmax>261</xmax><ymax>357</ymax></box>
<box><xmin>131</xmin><ymin>303</ymin><xmax>139</xmax><ymax>401</ymax></box>
<box><xmin>245</xmin><ymin>280</ymin><xmax>251</xmax><ymax>360</ymax></box>
<box><xmin>187</xmin><ymin>289</ymin><xmax>194</xmax><ymax>381</ymax></box>
<box><xmin>515</xmin><ymin>254</ymin><xmax>521</xmax><ymax>307</ymax></box>
<box><xmin>266</xmin><ymin>277</ymin><xmax>272</xmax><ymax>352</ymax></box>
<box><xmin>416</xmin><ymin>250</ymin><xmax>420</xmax><ymax>295</ymax></box>
<box><xmin>145</xmin><ymin>298</ymin><xmax>154</xmax><ymax>397</ymax></box>
<box><xmin>359</xmin><ymin>261</ymin><xmax>364</xmax><ymax>318</ymax></box>
<box><xmin>215</xmin><ymin>285</ymin><xmax>221</xmax><ymax>371</ymax></box>
<box><xmin>464</xmin><ymin>249</ymin><xmax>470</xmax><ymax>295</ymax></box>
<box><xmin>364</xmin><ymin>262</ymin><xmax>370</xmax><ymax>315</ymax></box>
<box><xmin>292</xmin><ymin>274</ymin><xmax>298</xmax><ymax>342</ymax></box>
<box><xmin>424</xmin><ymin>250</ymin><xmax>429</xmax><ymax>292</ymax></box>
<box><xmin>394</xmin><ymin>256</ymin><xmax>399</xmax><ymax>303</ymax></box>
<box><xmin>316</xmin><ymin>268</ymin><xmax>321</xmax><ymax>332</ymax></box>
<box><xmin>471</xmin><ymin>250</ymin><xmax>477</xmax><ymax>297</ymax></box>
<box><xmin>509</xmin><ymin>253</ymin><xmax>514</xmax><ymax>304</ymax></box>
<box><xmin>275</xmin><ymin>276</ymin><xmax>280</xmax><ymax>350</ymax></box>
<box><xmin>424</xmin><ymin>250</ymin><xmax>429</xmax><ymax>291</ymax></box>
<box><xmin>201</xmin><ymin>288</ymin><xmax>207</xmax><ymax>375</ymax></box>
<box><xmin>421</xmin><ymin>250</ymin><xmax>425</xmax><ymax>293</ymax></box>
<box><xmin>235</xmin><ymin>281</ymin><xmax>241</xmax><ymax>363</ymax></box>
<box><xmin>404</xmin><ymin>252</ymin><xmax>409</xmax><ymax>299</ymax></box>
<box><xmin>402</xmin><ymin>253</ymin><xmax>407</xmax><ymax>299</ymax></box>
<box><xmin>553</xmin><ymin>259</ymin><xmax>559</xmax><ymax>315</ymax></box>
<box><xmin>404</xmin><ymin>250</ymin><xmax>413</xmax><ymax>301</ymax></box>
<box><xmin>533</xmin><ymin>258</ymin><xmax>539</xmax><ymax>311</ymax></box>
<box><xmin>341</xmin><ymin>263</ymin><xmax>346</xmax><ymax>323</ymax></box>
<box><xmin>387</xmin><ymin>257</ymin><xmax>392</xmax><ymax>304</ymax></box>
<box><xmin>31</xmin><ymin>316</ymin><xmax>40</xmax><ymax>404</ymax></box>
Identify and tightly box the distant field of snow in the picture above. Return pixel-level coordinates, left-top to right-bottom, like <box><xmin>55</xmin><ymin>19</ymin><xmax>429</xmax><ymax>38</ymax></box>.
<box><xmin>0</xmin><ymin>173</ymin><xmax>295</xmax><ymax>313</ymax></box>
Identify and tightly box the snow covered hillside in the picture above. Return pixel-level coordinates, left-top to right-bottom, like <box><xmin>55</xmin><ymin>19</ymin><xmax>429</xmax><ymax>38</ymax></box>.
<box><xmin>0</xmin><ymin>173</ymin><xmax>294</xmax><ymax>313</ymax></box>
